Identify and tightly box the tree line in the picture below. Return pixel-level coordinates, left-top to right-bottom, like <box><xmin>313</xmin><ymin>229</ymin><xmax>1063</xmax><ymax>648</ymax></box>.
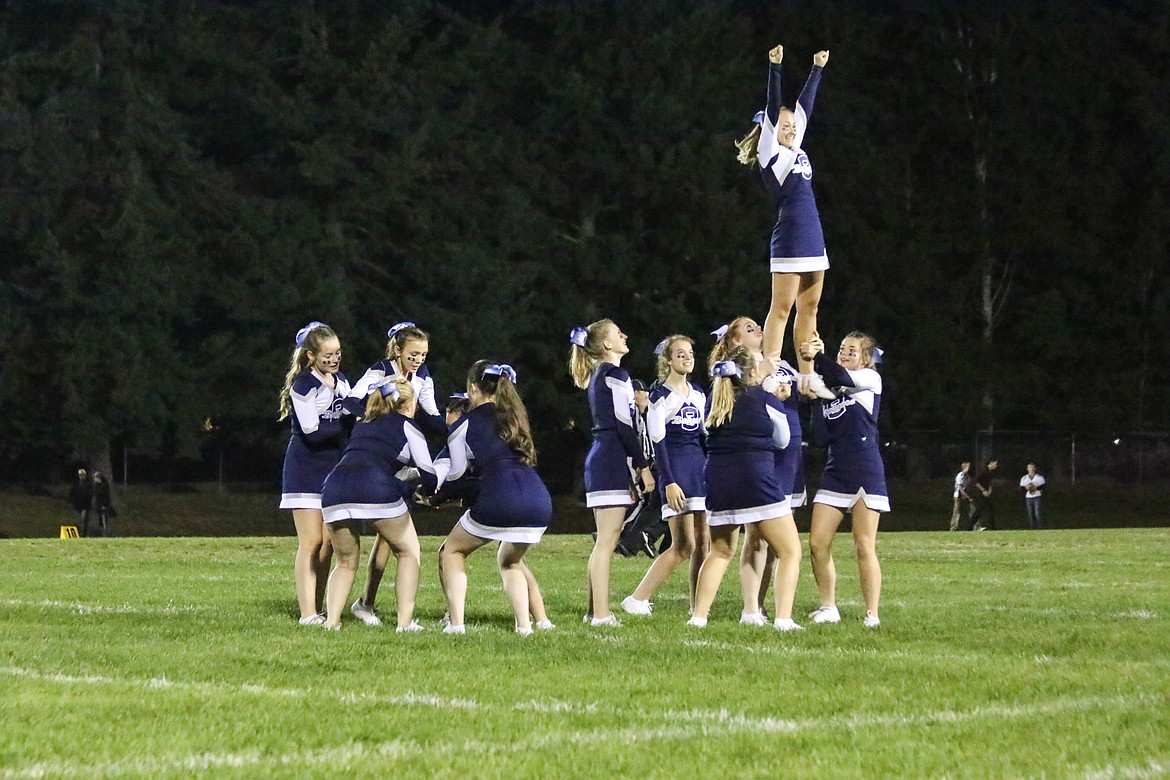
<box><xmin>1</xmin><ymin>0</ymin><xmax>1166</xmax><ymax>483</ymax></box>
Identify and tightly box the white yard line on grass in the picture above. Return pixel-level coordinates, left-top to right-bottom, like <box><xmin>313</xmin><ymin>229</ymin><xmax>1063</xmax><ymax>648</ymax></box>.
<box><xmin>0</xmin><ymin>598</ymin><xmax>200</xmax><ymax>616</ymax></box>
<box><xmin>1082</xmin><ymin>759</ymin><xmax>1170</xmax><ymax>780</ymax></box>
<box><xmin>2</xmin><ymin>665</ymin><xmax>1167</xmax><ymax>778</ymax></box>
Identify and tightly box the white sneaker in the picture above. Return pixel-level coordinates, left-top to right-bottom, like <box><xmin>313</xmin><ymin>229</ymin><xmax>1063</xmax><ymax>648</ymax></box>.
<box><xmin>863</xmin><ymin>611</ymin><xmax>881</xmax><ymax>628</ymax></box>
<box><xmin>396</xmin><ymin>620</ymin><xmax>424</xmax><ymax>633</ymax></box>
<box><xmin>534</xmin><ymin>619</ymin><xmax>556</xmax><ymax>631</ymax></box>
<box><xmin>298</xmin><ymin>613</ymin><xmax>326</xmax><ymax>626</ymax></box>
<box><xmin>515</xmin><ymin>625</ymin><xmax>534</xmax><ymax>636</ymax></box>
<box><xmin>739</xmin><ymin>611</ymin><xmax>768</xmax><ymax>626</ymax></box>
<box><xmin>590</xmin><ymin>614</ymin><xmax>621</xmax><ymax>627</ymax></box>
<box><xmin>774</xmin><ymin>618</ymin><xmax>804</xmax><ymax>632</ymax></box>
<box><xmin>808</xmin><ymin>606</ymin><xmax>841</xmax><ymax>624</ymax></box>
<box><xmin>443</xmin><ymin>623</ymin><xmax>466</xmax><ymax>635</ymax></box>
<box><xmin>620</xmin><ymin>595</ymin><xmax>653</xmax><ymax>615</ymax></box>
<box><xmin>686</xmin><ymin>615</ymin><xmax>708</xmax><ymax>628</ymax></box>
<box><xmin>351</xmin><ymin>600</ymin><xmax>382</xmax><ymax>627</ymax></box>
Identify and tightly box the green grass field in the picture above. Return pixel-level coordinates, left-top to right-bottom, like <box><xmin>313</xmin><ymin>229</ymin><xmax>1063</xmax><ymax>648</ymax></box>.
<box><xmin>1</xmin><ymin>530</ymin><xmax>1168</xmax><ymax>778</ymax></box>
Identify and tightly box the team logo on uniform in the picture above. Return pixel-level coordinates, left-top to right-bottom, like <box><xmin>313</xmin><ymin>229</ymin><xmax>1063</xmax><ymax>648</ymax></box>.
<box><xmin>821</xmin><ymin>395</ymin><xmax>854</xmax><ymax>420</ymax></box>
<box><xmin>792</xmin><ymin>153</ymin><xmax>813</xmax><ymax>180</ymax></box>
<box><xmin>674</xmin><ymin>405</ymin><xmax>703</xmax><ymax>432</ymax></box>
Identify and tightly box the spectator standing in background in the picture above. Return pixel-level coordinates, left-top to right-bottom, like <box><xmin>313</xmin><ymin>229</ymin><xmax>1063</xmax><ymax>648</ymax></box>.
<box><xmin>1019</xmin><ymin>463</ymin><xmax>1046</xmax><ymax>530</ymax></box>
<box><xmin>70</xmin><ymin>468</ymin><xmax>93</xmax><ymax>536</ymax></box>
<box><xmin>949</xmin><ymin>460</ymin><xmax>971</xmax><ymax>531</ymax></box>
<box><xmin>91</xmin><ymin>471</ymin><xmax>117</xmax><ymax>537</ymax></box>
<box><xmin>969</xmin><ymin>459</ymin><xmax>998</xmax><ymax>531</ymax></box>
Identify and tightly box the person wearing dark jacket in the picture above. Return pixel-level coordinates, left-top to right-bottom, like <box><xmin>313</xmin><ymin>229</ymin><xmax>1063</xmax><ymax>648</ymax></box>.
<box><xmin>71</xmin><ymin>468</ymin><xmax>94</xmax><ymax>536</ymax></box>
<box><xmin>91</xmin><ymin>471</ymin><xmax>117</xmax><ymax>537</ymax></box>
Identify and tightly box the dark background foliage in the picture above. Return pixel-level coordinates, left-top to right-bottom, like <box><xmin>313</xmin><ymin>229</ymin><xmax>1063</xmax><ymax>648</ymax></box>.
<box><xmin>1</xmin><ymin>0</ymin><xmax>1166</xmax><ymax>487</ymax></box>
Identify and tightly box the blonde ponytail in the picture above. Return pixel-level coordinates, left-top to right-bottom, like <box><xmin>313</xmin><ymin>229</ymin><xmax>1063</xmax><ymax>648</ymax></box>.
<box><xmin>568</xmin><ymin>319</ymin><xmax>613</xmax><ymax>389</ymax></box>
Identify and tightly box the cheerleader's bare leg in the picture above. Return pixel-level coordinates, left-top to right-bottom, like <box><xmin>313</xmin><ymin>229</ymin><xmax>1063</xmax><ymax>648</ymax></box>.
<box><xmin>739</xmin><ymin>523</ymin><xmax>768</xmax><ymax>616</ymax></box>
<box><xmin>372</xmin><ymin>513</ymin><xmax>422</xmax><ymax>628</ymax></box>
<box><xmin>359</xmin><ymin>536</ymin><xmax>392</xmax><ymax>610</ymax></box>
<box><xmin>792</xmin><ymin>271</ymin><xmax>825</xmax><ymax>375</ymax></box>
<box><xmin>809</xmin><ymin>503</ymin><xmax>845</xmax><ymax>608</ymax></box>
<box><xmin>763</xmin><ymin>272</ymin><xmax>801</xmax><ymax>362</ymax></box>
<box><xmin>498</xmin><ymin>542</ymin><xmax>534</xmax><ymax>632</ymax></box>
<box><xmin>587</xmin><ymin>506</ymin><xmax>626</xmax><ymax>619</ymax></box>
<box><xmin>323</xmin><ymin>521</ymin><xmax>362</xmax><ymax>629</ymax></box>
<box><xmin>292</xmin><ymin>509</ymin><xmax>328</xmax><ymax>619</ymax></box>
<box><xmin>519</xmin><ymin>560</ymin><xmax>549</xmax><ymax>623</ymax></box>
<box><xmin>850</xmin><ymin>504</ymin><xmax>882</xmax><ymax>618</ymax></box>
<box><xmin>690</xmin><ymin>512</ymin><xmax>710</xmax><ymax>611</ymax></box>
<box><xmin>755</xmin><ymin>514</ymin><xmax>802</xmax><ymax>621</ymax></box>
<box><xmin>440</xmin><ymin>523</ymin><xmax>491</xmax><ymax>627</ymax></box>
<box><xmin>691</xmin><ymin>525</ymin><xmax>740</xmax><ymax>620</ymax></box>
<box><xmin>630</xmin><ymin>512</ymin><xmax>696</xmax><ymax>602</ymax></box>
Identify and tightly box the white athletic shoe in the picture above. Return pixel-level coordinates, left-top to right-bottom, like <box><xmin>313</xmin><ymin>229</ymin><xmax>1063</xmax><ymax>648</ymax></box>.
<box><xmin>686</xmin><ymin>615</ymin><xmax>708</xmax><ymax>628</ymax></box>
<box><xmin>298</xmin><ymin>613</ymin><xmax>326</xmax><ymax>626</ymax></box>
<box><xmin>863</xmin><ymin>611</ymin><xmax>881</xmax><ymax>628</ymax></box>
<box><xmin>515</xmin><ymin>625</ymin><xmax>534</xmax><ymax>636</ymax></box>
<box><xmin>396</xmin><ymin>620</ymin><xmax>424</xmax><ymax>633</ymax></box>
<box><xmin>443</xmin><ymin>623</ymin><xmax>466</xmax><ymax>635</ymax></box>
<box><xmin>534</xmin><ymin>619</ymin><xmax>556</xmax><ymax>631</ymax></box>
<box><xmin>350</xmin><ymin>599</ymin><xmax>383</xmax><ymax>627</ymax></box>
<box><xmin>808</xmin><ymin>606</ymin><xmax>841</xmax><ymax>624</ymax></box>
<box><xmin>620</xmin><ymin>595</ymin><xmax>653</xmax><ymax>616</ymax></box>
<box><xmin>590</xmin><ymin>614</ymin><xmax>621</xmax><ymax>628</ymax></box>
<box><xmin>773</xmin><ymin>618</ymin><xmax>804</xmax><ymax>632</ymax></box>
<box><xmin>739</xmin><ymin>611</ymin><xmax>768</xmax><ymax>627</ymax></box>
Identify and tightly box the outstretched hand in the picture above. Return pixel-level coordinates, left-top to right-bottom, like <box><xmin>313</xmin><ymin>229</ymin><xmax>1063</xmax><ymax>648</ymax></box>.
<box><xmin>813</xmin><ymin>50</ymin><xmax>829</xmax><ymax>67</ymax></box>
<box><xmin>799</xmin><ymin>336</ymin><xmax>825</xmax><ymax>361</ymax></box>
<box><xmin>768</xmin><ymin>44</ymin><xmax>783</xmax><ymax>64</ymax></box>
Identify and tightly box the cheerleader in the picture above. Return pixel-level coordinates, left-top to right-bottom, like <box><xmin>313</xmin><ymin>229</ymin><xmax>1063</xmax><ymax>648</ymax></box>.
<box><xmin>620</xmin><ymin>335</ymin><xmax>708</xmax><ymax>616</ymax></box>
<box><xmin>347</xmin><ymin>321</ymin><xmax>444</xmax><ymax>626</ymax></box>
<box><xmin>320</xmin><ymin>377</ymin><xmax>436</xmax><ymax>631</ymax></box>
<box><xmin>689</xmin><ymin>346</ymin><xmax>803</xmax><ymax>632</ymax></box>
<box><xmin>430</xmin><ymin>393</ymin><xmax>553</xmax><ymax>631</ymax></box>
<box><xmin>736</xmin><ymin>44</ymin><xmax>830</xmax><ymax>371</ymax></box>
<box><xmin>708</xmin><ymin>317</ymin><xmax>764</xmax><ymax>370</ymax></box>
<box><xmin>799</xmin><ymin>332</ymin><xmax>888</xmax><ymax>628</ymax></box>
<box><xmin>278</xmin><ymin>321</ymin><xmax>352</xmax><ymax>625</ymax></box>
<box><xmin>738</xmin><ymin>356</ymin><xmax>807</xmax><ymax>625</ymax></box>
<box><xmin>569</xmin><ymin>319</ymin><xmax>654</xmax><ymax>627</ymax></box>
<box><xmin>434</xmin><ymin>361</ymin><xmax>554</xmax><ymax>635</ymax></box>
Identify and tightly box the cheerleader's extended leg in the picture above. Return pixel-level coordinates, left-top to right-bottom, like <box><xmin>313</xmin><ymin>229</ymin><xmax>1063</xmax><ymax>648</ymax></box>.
<box><xmin>763</xmin><ymin>272</ymin><xmax>801</xmax><ymax>362</ymax></box>
<box><xmin>359</xmin><ymin>536</ymin><xmax>392</xmax><ymax>610</ymax></box>
<box><xmin>498</xmin><ymin>542</ymin><xmax>535</xmax><ymax>633</ymax></box>
<box><xmin>323</xmin><ymin>521</ymin><xmax>363</xmax><ymax>629</ymax></box>
<box><xmin>691</xmin><ymin>525</ymin><xmax>740</xmax><ymax>621</ymax></box>
<box><xmin>587</xmin><ymin>506</ymin><xmax>626</xmax><ymax>620</ymax></box>
<box><xmin>850</xmin><ymin>504</ymin><xmax>882</xmax><ymax>619</ymax></box>
<box><xmin>440</xmin><ymin>523</ymin><xmax>491</xmax><ymax>629</ymax></box>
<box><xmin>628</xmin><ymin>512</ymin><xmax>697</xmax><ymax>605</ymax></box>
<box><xmin>372</xmin><ymin>513</ymin><xmax>422</xmax><ymax>629</ymax></box>
<box><xmin>792</xmin><ymin>271</ymin><xmax>825</xmax><ymax>374</ymax></box>
<box><xmin>808</xmin><ymin>502</ymin><xmax>845</xmax><ymax>610</ymax></box>
<box><xmin>754</xmin><ymin>514</ymin><xmax>802</xmax><ymax>623</ymax></box>
<box><xmin>690</xmin><ymin>512</ymin><xmax>710</xmax><ymax>612</ymax></box>
<box><xmin>292</xmin><ymin>509</ymin><xmax>328</xmax><ymax>620</ymax></box>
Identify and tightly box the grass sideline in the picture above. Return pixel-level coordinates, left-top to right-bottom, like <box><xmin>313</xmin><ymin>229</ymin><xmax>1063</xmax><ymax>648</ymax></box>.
<box><xmin>3</xmin><ymin>477</ymin><xmax>1169</xmax><ymax>539</ymax></box>
<box><xmin>1</xmin><ymin>530</ymin><xmax>1168</xmax><ymax>778</ymax></box>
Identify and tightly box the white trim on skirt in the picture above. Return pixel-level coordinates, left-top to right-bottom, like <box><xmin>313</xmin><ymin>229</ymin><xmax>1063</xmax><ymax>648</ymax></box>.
<box><xmin>459</xmin><ymin>511</ymin><xmax>547</xmax><ymax>544</ymax></box>
<box><xmin>788</xmin><ymin>489</ymin><xmax>808</xmax><ymax>509</ymax></box>
<box><xmin>661</xmin><ymin>496</ymin><xmax>707</xmax><ymax>519</ymax></box>
<box><xmin>813</xmin><ymin>488</ymin><xmax>890</xmax><ymax>513</ymax></box>
<box><xmin>770</xmin><ymin>254</ymin><xmax>829</xmax><ymax>274</ymax></box>
<box><xmin>586</xmin><ymin>489</ymin><xmax>636</xmax><ymax>508</ymax></box>
<box><xmin>322</xmin><ymin>499</ymin><xmax>408</xmax><ymax>524</ymax></box>
<box><xmin>707</xmin><ymin>499</ymin><xmax>792</xmax><ymax>527</ymax></box>
<box><xmin>280</xmin><ymin>492</ymin><xmax>322</xmax><ymax>510</ymax></box>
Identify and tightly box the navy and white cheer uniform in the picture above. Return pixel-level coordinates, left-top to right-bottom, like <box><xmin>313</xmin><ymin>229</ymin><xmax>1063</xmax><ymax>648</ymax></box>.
<box><xmin>704</xmin><ymin>387</ymin><xmax>792</xmax><ymax>526</ymax></box>
<box><xmin>350</xmin><ymin>361</ymin><xmax>445</xmax><ymax>437</ymax></box>
<box><xmin>809</xmin><ymin>353</ymin><xmax>889</xmax><ymax>513</ymax></box>
<box><xmin>438</xmin><ymin>403</ymin><xmax>552</xmax><ymax>544</ymax></box>
<box><xmin>757</xmin><ymin>61</ymin><xmax>828</xmax><ymax>274</ymax></box>
<box><xmin>584</xmin><ymin>363</ymin><xmax>650</xmax><ymax>508</ymax></box>
<box><xmin>773</xmin><ymin>360</ymin><xmax>807</xmax><ymax>507</ymax></box>
<box><xmin>280</xmin><ymin>369</ymin><xmax>353</xmax><ymax>510</ymax></box>
<box><xmin>647</xmin><ymin>381</ymin><xmax>707</xmax><ymax>519</ymax></box>
<box><xmin>320</xmin><ymin>413</ymin><xmax>437</xmax><ymax>523</ymax></box>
